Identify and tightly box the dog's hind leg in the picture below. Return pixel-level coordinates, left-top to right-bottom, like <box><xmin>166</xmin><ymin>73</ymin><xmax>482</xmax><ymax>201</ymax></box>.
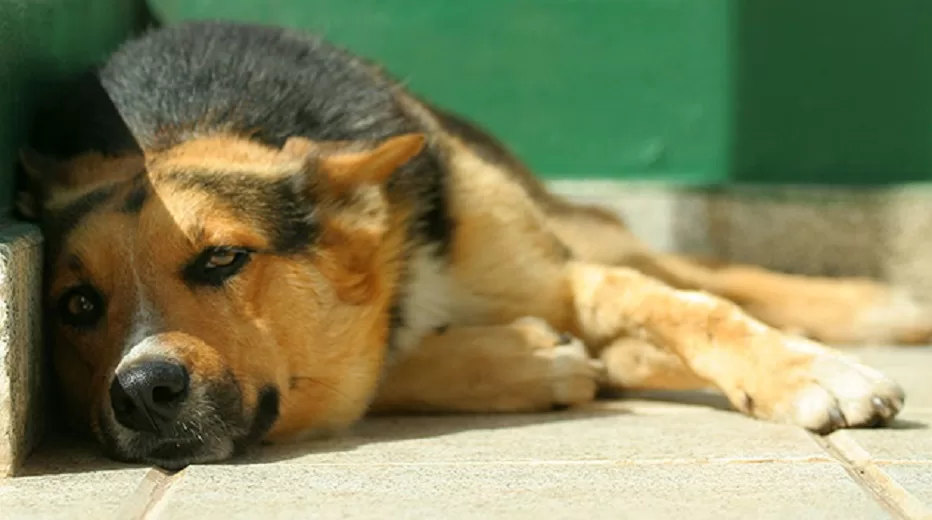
<box><xmin>565</xmin><ymin>261</ymin><xmax>905</xmax><ymax>433</ymax></box>
<box><xmin>370</xmin><ymin>317</ymin><xmax>602</xmax><ymax>414</ymax></box>
<box><xmin>625</xmin><ymin>252</ymin><xmax>932</xmax><ymax>346</ymax></box>
<box><xmin>547</xmin><ymin>201</ymin><xmax>932</xmax><ymax>346</ymax></box>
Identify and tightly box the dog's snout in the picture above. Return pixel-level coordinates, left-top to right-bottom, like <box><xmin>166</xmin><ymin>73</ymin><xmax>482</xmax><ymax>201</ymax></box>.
<box><xmin>110</xmin><ymin>360</ymin><xmax>189</xmax><ymax>434</ymax></box>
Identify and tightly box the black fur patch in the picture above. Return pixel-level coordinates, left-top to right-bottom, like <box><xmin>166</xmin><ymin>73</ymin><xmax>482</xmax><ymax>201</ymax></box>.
<box><xmin>50</xmin><ymin>185</ymin><xmax>118</xmax><ymax>237</ymax></box>
<box><xmin>166</xmin><ymin>169</ymin><xmax>320</xmax><ymax>254</ymax></box>
<box><xmin>121</xmin><ymin>174</ymin><xmax>150</xmax><ymax>213</ymax></box>
<box><xmin>385</xmin><ymin>302</ymin><xmax>406</xmax><ymax>354</ymax></box>
<box><xmin>245</xmin><ymin>386</ymin><xmax>280</xmax><ymax>444</ymax></box>
<box><xmin>99</xmin><ymin>21</ymin><xmax>419</xmax><ymax>150</ymax></box>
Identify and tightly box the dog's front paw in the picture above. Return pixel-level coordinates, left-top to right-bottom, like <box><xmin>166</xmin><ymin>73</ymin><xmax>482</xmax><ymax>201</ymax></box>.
<box><xmin>786</xmin><ymin>350</ymin><xmax>905</xmax><ymax>433</ymax></box>
<box><xmin>512</xmin><ymin>317</ymin><xmax>604</xmax><ymax>408</ymax></box>
<box><xmin>744</xmin><ymin>339</ymin><xmax>905</xmax><ymax>433</ymax></box>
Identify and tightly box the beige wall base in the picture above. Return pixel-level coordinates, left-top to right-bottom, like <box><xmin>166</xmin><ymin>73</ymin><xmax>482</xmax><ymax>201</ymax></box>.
<box><xmin>552</xmin><ymin>182</ymin><xmax>932</xmax><ymax>298</ymax></box>
<box><xmin>0</xmin><ymin>222</ymin><xmax>43</xmax><ymax>477</ymax></box>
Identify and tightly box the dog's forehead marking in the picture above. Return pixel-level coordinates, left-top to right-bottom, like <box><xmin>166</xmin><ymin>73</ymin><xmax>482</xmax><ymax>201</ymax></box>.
<box><xmin>154</xmin><ymin>168</ymin><xmax>318</xmax><ymax>254</ymax></box>
<box><xmin>120</xmin><ymin>174</ymin><xmax>150</xmax><ymax>214</ymax></box>
<box><xmin>50</xmin><ymin>184</ymin><xmax>120</xmax><ymax>237</ymax></box>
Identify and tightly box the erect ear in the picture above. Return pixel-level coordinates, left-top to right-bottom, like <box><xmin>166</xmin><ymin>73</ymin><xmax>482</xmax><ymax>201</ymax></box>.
<box><xmin>15</xmin><ymin>147</ymin><xmax>63</xmax><ymax>220</ymax></box>
<box><xmin>320</xmin><ymin>133</ymin><xmax>426</xmax><ymax>186</ymax></box>
<box><xmin>19</xmin><ymin>146</ymin><xmax>62</xmax><ymax>182</ymax></box>
<box><xmin>283</xmin><ymin>133</ymin><xmax>426</xmax><ymax>195</ymax></box>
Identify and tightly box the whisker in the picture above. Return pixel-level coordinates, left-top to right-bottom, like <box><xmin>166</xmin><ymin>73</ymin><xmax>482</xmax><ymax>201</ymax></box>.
<box><xmin>289</xmin><ymin>376</ymin><xmax>353</xmax><ymax>404</ymax></box>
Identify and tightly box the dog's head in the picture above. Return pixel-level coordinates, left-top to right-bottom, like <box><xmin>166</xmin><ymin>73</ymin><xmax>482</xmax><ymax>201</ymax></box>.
<box><xmin>18</xmin><ymin>133</ymin><xmax>424</xmax><ymax>469</ymax></box>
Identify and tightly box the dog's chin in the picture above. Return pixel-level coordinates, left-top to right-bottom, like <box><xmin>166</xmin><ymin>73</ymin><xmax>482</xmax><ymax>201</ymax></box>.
<box><xmin>102</xmin><ymin>427</ymin><xmax>239</xmax><ymax>470</ymax></box>
<box><xmin>138</xmin><ymin>438</ymin><xmax>236</xmax><ymax>470</ymax></box>
<box><xmin>98</xmin><ymin>384</ymin><xmax>280</xmax><ymax>469</ymax></box>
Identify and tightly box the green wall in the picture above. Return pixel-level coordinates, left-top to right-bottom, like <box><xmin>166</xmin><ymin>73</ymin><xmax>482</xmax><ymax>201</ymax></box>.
<box><xmin>0</xmin><ymin>0</ymin><xmax>148</xmax><ymax>215</ymax></box>
<box><xmin>734</xmin><ymin>1</ymin><xmax>932</xmax><ymax>184</ymax></box>
<box><xmin>2</xmin><ymin>0</ymin><xmax>932</xmax><ymax>212</ymax></box>
<box><xmin>152</xmin><ymin>0</ymin><xmax>732</xmax><ymax>183</ymax></box>
<box><xmin>151</xmin><ymin>0</ymin><xmax>932</xmax><ymax>185</ymax></box>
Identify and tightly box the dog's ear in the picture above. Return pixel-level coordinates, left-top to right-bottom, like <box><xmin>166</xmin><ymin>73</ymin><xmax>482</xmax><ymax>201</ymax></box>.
<box><xmin>280</xmin><ymin>134</ymin><xmax>426</xmax><ymax>303</ymax></box>
<box><xmin>19</xmin><ymin>146</ymin><xmax>61</xmax><ymax>181</ymax></box>
<box><xmin>15</xmin><ymin>146</ymin><xmax>63</xmax><ymax>220</ymax></box>
<box><xmin>283</xmin><ymin>133</ymin><xmax>426</xmax><ymax>196</ymax></box>
<box><xmin>319</xmin><ymin>133</ymin><xmax>426</xmax><ymax>187</ymax></box>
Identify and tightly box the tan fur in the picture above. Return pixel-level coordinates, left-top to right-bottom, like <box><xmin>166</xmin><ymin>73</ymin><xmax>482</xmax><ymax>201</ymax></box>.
<box><xmin>372</xmin><ymin>317</ymin><xmax>600</xmax><ymax>414</ymax></box>
<box><xmin>148</xmin><ymin>135</ymin><xmax>308</xmax><ymax>179</ymax></box>
<box><xmin>598</xmin><ymin>337</ymin><xmax>708</xmax><ymax>391</ymax></box>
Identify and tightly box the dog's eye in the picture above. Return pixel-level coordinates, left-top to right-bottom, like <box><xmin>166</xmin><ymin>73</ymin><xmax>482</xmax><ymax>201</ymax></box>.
<box><xmin>184</xmin><ymin>247</ymin><xmax>253</xmax><ymax>287</ymax></box>
<box><xmin>58</xmin><ymin>285</ymin><xmax>105</xmax><ymax>328</ymax></box>
<box><xmin>206</xmin><ymin>249</ymin><xmax>240</xmax><ymax>269</ymax></box>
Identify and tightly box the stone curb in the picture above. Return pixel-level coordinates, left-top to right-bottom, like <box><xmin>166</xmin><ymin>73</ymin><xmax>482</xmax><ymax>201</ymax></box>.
<box><xmin>0</xmin><ymin>221</ymin><xmax>43</xmax><ymax>477</ymax></box>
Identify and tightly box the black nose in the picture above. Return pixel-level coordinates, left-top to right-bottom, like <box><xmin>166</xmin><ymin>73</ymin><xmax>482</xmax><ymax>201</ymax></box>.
<box><xmin>110</xmin><ymin>360</ymin><xmax>189</xmax><ymax>434</ymax></box>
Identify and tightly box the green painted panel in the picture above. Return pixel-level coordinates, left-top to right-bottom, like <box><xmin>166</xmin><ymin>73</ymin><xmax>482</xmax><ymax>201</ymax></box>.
<box><xmin>0</xmin><ymin>0</ymin><xmax>147</xmax><ymax>215</ymax></box>
<box><xmin>734</xmin><ymin>1</ymin><xmax>932</xmax><ymax>184</ymax></box>
<box><xmin>153</xmin><ymin>0</ymin><xmax>932</xmax><ymax>184</ymax></box>
<box><xmin>4</xmin><ymin>1</ymin><xmax>927</xmax><ymax>187</ymax></box>
<box><xmin>151</xmin><ymin>0</ymin><xmax>732</xmax><ymax>183</ymax></box>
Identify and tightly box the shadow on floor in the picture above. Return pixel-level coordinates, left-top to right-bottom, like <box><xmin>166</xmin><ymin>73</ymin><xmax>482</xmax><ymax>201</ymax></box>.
<box><xmin>615</xmin><ymin>389</ymin><xmax>928</xmax><ymax>432</ymax></box>
<box><xmin>887</xmin><ymin>418</ymin><xmax>929</xmax><ymax>430</ymax></box>
<box><xmin>15</xmin><ymin>434</ymin><xmax>135</xmax><ymax>477</ymax></box>
<box><xmin>231</xmin><ymin>405</ymin><xmax>634</xmax><ymax>466</ymax></box>
<box><xmin>18</xmin><ymin>403</ymin><xmax>636</xmax><ymax>477</ymax></box>
<box><xmin>17</xmin><ymin>389</ymin><xmax>926</xmax><ymax>477</ymax></box>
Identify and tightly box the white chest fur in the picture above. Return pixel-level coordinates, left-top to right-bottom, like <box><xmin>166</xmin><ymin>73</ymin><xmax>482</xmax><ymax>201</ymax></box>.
<box><xmin>391</xmin><ymin>245</ymin><xmax>491</xmax><ymax>355</ymax></box>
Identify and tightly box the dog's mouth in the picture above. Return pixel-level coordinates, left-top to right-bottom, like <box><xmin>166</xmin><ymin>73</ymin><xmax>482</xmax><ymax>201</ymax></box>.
<box><xmin>146</xmin><ymin>439</ymin><xmax>215</xmax><ymax>466</ymax></box>
<box><xmin>98</xmin><ymin>380</ymin><xmax>280</xmax><ymax>470</ymax></box>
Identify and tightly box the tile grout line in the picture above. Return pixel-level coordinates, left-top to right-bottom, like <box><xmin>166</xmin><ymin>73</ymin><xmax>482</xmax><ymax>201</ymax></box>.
<box><xmin>224</xmin><ymin>456</ymin><xmax>838</xmax><ymax>467</ymax></box>
<box><xmin>112</xmin><ymin>467</ymin><xmax>185</xmax><ymax>520</ymax></box>
<box><xmin>813</xmin><ymin>431</ymin><xmax>932</xmax><ymax>520</ymax></box>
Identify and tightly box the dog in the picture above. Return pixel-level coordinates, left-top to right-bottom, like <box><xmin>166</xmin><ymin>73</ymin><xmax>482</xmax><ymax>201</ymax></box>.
<box><xmin>16</xmin><ymin>20</ymin><xmax>932</xmax><ymax>470</ymax></box>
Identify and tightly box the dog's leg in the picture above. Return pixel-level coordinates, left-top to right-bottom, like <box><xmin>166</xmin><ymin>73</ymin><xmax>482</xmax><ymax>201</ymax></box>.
<box><xmin>598</xmin><ymin>337</ymin><xmax>710</xmax><ymax>391</ymax></box>
<box><xmin>629</xmin><ymin>253</ymin><xmax>932</xmax><ymax>346</ymax></box>
<box><xmin>567</xmin><ymin>261</ymin><xmax>905</xmax><ymax>432</ymax></box>
<box><xmin>370</xmin><ymin>317</ymin><xmax>602</xmax><ymax>414</ymax></box>
<box><xmin>547</xmin><ymin>201</ymin><xmax>932</xmax><ymax>346</ymax></box>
